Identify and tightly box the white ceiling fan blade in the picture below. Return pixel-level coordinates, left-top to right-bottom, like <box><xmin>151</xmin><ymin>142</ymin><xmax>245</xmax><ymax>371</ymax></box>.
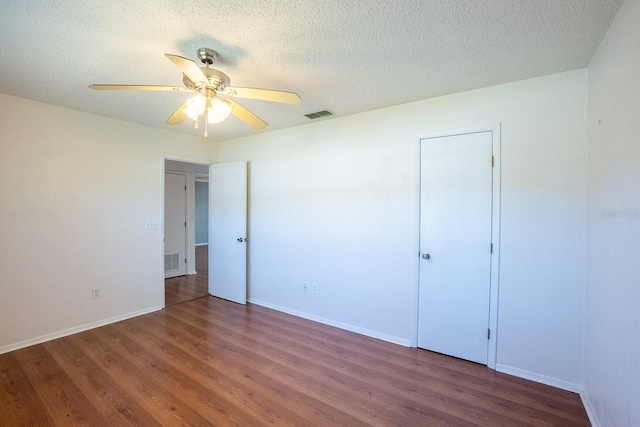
<box><xmin>166</xmin><ymin>102</ymin><xmax>189</xmax><ymax>125</ymax></box>
<box><xmin>222</xmin><ymin>87</ymin><xmax>301</xmax><ymax>104</ymax></box>
<box><xmin>165</xmin><ymin>54</ymin><xmax>208</xmax><ymax>84</ymax></box>
<box><xmin>225</xmin><ymin>99</ymin><xmax>268</xmax><ymax>129</ymax></box>
<box><xmin>89</xmin><ymin>84</ymin><xmax>187</xmax><ymax>91</ymax></box>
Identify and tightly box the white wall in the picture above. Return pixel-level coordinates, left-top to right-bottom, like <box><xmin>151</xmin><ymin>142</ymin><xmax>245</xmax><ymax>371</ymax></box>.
<box><xmin>220</xmin><ymin>70</ymin><xmax>588</xmax><ymax>389</ymax></box>
<box><xmin>0</xmin><ymin>93</ymin><xmax>217</xmax><ymax>352</ymax></box>
<box><xmin>585</xmin><ymin>0</ymin><xmax>640</xmax><ymax>424</ymax></box>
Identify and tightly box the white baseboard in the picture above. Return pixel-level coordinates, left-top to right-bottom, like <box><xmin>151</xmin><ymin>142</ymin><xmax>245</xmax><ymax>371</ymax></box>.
<box><xmin>495</xmin><ymin>363</ymin><xmax>582</xmax><ymax>393</ymax></box>
<box><xmin>0</xmin><ymin>305</ymin><xmax>163</xmax><ymax>355</ymax></box>
<box><xmin>248</xmin><ymin>298</ymin><xmax>411</xmax><ymax>347</ymax></box>
<box><xmin>580</xmin><ymin>392</ymin><xmax>600</xmax><ymax>427</ymax></box>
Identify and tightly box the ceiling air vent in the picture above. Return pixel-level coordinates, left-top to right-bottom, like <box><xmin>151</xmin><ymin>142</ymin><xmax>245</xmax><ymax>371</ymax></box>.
<box><xmin>304</xmin><ymin>110</ymin><xmax>334</xmax><ymax>120</ymax></box>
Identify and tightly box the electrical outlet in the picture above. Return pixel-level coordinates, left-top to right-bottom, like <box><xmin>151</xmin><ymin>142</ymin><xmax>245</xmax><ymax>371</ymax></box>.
<box><xmin>312</xmin><ymin>283</ymin><xmax>318</xmax><ymax>293</ymax></box>
<box><xmin>92</xmin><ymin>288</ymin><xmax>101</xmax><ymax>299</ymax></box>
<box><xmin>302</xmin><ymin>282</ymin><xmax>308</xmax><ymax>292</ymax></box>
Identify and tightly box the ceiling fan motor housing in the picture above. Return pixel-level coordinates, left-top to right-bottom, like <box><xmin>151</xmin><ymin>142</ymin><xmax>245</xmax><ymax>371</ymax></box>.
<box><xmin>182</xmin><ymin>67</ymin><xmax>230</xmax><ymax>93</ymax></box>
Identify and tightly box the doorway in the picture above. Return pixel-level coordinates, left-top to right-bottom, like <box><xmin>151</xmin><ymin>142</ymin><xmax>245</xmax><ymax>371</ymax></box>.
<box><xmin>417</xmin><ymin>126</ymin><xmax>500</xmax><ymax>367</ymax></box>
<box><xmin>164</xmin><ymin>160</ymin><xmax>210</xmax><ymax>307</ymax></box>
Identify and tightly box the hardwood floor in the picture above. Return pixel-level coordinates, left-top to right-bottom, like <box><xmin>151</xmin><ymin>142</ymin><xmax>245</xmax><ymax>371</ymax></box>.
<box><xmin>165</xmin><ymin>244</ymin><xmax>209</xmax><ymax>307</ymax></box>
<box><xmin>1</xmin><ymin>296</ymin><xmax>590</xmax><ymax>426</ymax></box>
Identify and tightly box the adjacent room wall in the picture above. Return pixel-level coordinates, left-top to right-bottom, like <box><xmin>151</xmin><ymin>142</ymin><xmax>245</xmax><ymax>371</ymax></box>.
<box><xmin>195</xmin><ymin>181</ymin><xmax>209</xmax><ymax>245</ymax></box>
<box><xmin>585</xmin><ymin>0</ymin><xmax>640</xmax><ymax>424</ymax></box>
<box><xmin>0</xmin><ymin>93</ymin><xmax>217</xmax><ymax>353</ymax></box>
<box><xmin>219</xmin><ymin>70</ymin><xmax>588</xmax><ymax>389</ymax></box>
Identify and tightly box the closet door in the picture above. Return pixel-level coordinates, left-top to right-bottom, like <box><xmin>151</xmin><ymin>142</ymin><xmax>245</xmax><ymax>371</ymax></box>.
<box><xmin>418</xmin><ymin>131</ymin><xmax>493</xmax><ymax>364</ymax></box>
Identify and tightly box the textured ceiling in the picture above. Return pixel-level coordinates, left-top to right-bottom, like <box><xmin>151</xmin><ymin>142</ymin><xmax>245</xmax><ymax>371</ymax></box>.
<box><xmin>0</xmin><ymin>0</ymin><xmax>624</xmax><ymax>142</ymax></box>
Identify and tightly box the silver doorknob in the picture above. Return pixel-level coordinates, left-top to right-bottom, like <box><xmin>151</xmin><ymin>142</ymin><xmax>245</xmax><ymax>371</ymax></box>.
<box><xmin>422</xmin><ymin>253</ymin><xmax>430</xmax><ymax>260</ymax></box>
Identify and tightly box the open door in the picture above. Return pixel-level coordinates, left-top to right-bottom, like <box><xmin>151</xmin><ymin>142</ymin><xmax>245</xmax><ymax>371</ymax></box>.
<box><xmin>209</xmin><ymin>161</ymin><xmax>247</xmax><ymax>304</ymax></box>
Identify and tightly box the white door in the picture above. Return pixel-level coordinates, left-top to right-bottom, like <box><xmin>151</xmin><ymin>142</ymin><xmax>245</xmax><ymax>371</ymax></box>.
<box><xmin>164</xmin><ymin>172</ymin><xmax>187</xmax><ymax>278</ymax></box>
<box><xmin>209</xmin><ymin>161</ymin><xmax>247</xmax><ymax>304</ymax></box>
<box><xmin>418</xmin><ymin>131</ymin><xmax>493</xmax><ymax>364</ymax></box>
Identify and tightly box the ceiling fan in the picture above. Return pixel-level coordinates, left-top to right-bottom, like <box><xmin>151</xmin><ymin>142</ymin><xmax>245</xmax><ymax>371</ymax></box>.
<box><xmin>89</xmin><ymin>48</ymin><xmax>301</xmax><ymax>137</ymax></box>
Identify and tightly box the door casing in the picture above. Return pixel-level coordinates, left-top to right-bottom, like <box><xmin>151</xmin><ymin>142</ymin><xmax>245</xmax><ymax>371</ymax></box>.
<box><xmin>412</xmin><ymin>124</ymin><xmax>501</xmax><ymax>369</ymax></box>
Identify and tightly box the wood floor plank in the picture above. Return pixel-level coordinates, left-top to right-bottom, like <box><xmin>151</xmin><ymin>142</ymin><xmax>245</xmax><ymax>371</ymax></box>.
<box><xmin>43</xmin><ymin>337</ymin><xmax>163</xmax><ymax>426</ymax></box>
<box><xmin>0</xmin><ymin>295</ymin><xmax>591</xmax><ymax>426</ymax></box>
<box><xmin>104</xmin><ymin>320</ymin><xmax>306</xmax><ymax>426</ymax></box>
<box><xmin>169</xmin><ymin>299</ymin><xmax>572</xmax><ymax>427</ymax></box>
<box><xmin>117</xmin><ymin>312</ymin><xmax>378</xmax><ymax>426</ymax></box>
<box><xmin>202</xmin><ymin>297</ymin><xmax>588</xmax><ymax>421</ymax></box>
<box><xmin>67</xmin><ymin>329</ymin><xmax>217</xmax><ymax>426</ymax></box>
<box><xmin>175</xmin><ymin>297</ymin><xmax>589</xmax><ymax>426</ymax></box>
<box><xmin>0</xmin><ymin>352</ymin><xmax>55</xmax><ymax>425</ymax></box>
<box><xmin>14</xmin><ymin>344</ymin><xmax>105</xmax><ymax>425</ymax></box>
<box><xmin>209</xmin><ymin>301</ymin><xmax>588</xmax><ymax>425</ymax></box>
<box><xmin>166</xmin><ymin>302</ymin><xmax>475</xmax><ymax>426</ymax></box>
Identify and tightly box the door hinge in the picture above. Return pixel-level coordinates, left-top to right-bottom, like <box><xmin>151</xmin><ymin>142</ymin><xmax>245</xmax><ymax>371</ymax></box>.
<box><xmin>490</xmin><ymin>243</ymin><xmax>493</xmax><ymax>253</ymax></box>
<box><xmin>184</xmin><ymin>185</ymin><xmax>187</xmax><ymax>191</ymax></box>
<box><xmin>491</xmin><ymin>156</ymin><xmax>494</xmax><ymax>167</ymax></box>
<box><xmin>488</xmin><ymin>329</ymin><xmax>491</xmax><ymax>339</ymax></box>
<box><xmin>184</xmin><ymin>221</ymin><xmax>187</xmax><ymax>227</ymax></box>
<box><xmin>185</xmin><ymin>258</ymin><xmax>187</xmax><ymax>264</ymax></box>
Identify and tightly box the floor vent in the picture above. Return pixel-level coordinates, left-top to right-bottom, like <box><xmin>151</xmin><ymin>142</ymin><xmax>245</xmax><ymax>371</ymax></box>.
<box><xmin>304</xmin><ymin>110</ymin><xmax>334</xmax><ymax>119</ymax></box>
<box><xmin>164</xmin><ymin>253</ymin><xmax>179</xmax><ymax>271</ymax></box>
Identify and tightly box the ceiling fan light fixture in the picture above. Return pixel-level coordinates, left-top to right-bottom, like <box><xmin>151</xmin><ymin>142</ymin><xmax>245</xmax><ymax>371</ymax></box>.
<box><xmin>184</xmin><ymin>94</ymin><xmax>206</xmax><ymax>120</ymax></box>
<box><xmin>207</xmin><ymin>97</ymin><xmax>232</xmax><ymax>124</ymax></box>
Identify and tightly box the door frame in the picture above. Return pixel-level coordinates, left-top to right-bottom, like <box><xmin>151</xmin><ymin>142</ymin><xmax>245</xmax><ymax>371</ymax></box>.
<box><xmin>161</xmin><ymin>155</ymin><xmax>212</xmax><ymax>308</ymax></box>
<box><xmin>412</xmin><ymin>123</ymin><xmax>501</xmax><ymax>369</ymax></box>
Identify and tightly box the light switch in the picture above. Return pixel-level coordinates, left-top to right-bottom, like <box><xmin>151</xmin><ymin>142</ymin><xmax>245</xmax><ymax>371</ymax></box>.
<box><xmin>145</xmin><ymin>220</ymin><xmax>159</xmax><ymax>230</ymax></box>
